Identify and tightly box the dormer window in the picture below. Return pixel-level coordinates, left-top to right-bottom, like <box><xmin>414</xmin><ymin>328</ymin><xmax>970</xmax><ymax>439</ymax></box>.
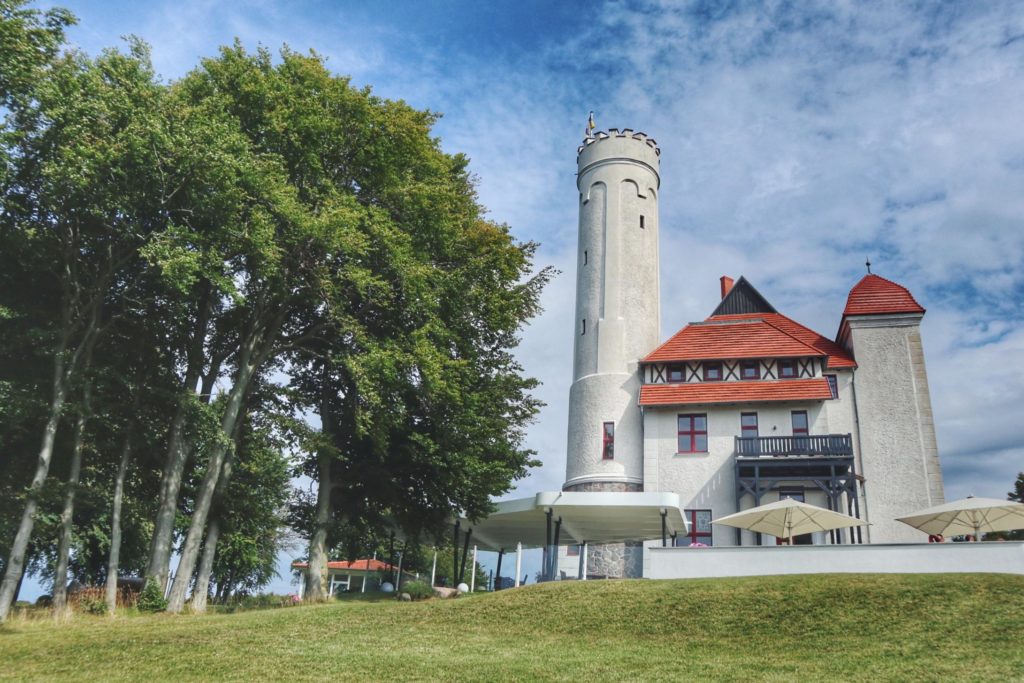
<box><xmin>741</xmin><ymin>360</ymin><xmax>760</xmax><ymax>380</ymax></box>
<box><xmin>703</xmin><ymin>362</ymin><xmax>723</xmax><ymax>381</ymax></box>
<box><xmin>668</xmin><ymin>365</ymin><xmax>684</xmax><ymax>382</ymax></box>
<box><xmin>778</xmin><ymin>359</ymin><xmax>796</xmax><ymax>378</ymax></box>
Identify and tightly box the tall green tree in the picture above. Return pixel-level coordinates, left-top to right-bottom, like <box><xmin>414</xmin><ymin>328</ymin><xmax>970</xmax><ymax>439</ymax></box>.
<box><xmin>0</xmin><ymin>3</ymin><xmax>176</xmax><ymax>619</ymax></box>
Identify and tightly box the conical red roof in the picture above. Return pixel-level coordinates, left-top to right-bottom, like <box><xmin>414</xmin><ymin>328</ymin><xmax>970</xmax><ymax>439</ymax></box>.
<box><xmin>843</xmin><ymin>274</ymin><xmax>925</xmax><ymax>316</ymax></box>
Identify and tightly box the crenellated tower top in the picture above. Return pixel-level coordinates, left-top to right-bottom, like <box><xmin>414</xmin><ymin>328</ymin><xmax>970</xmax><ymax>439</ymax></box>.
<box><xmin>577</xmin><ymin>129</ymin><xmax>661</xmax><ymax>191</ymax></box>
<box><xmin>577</xmin><ymin>128</ymin><xmax>661</xmax><ymax>156</ymax></box>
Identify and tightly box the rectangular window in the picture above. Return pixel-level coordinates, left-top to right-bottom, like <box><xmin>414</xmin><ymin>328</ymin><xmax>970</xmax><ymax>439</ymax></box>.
<box><xmin>581</xmin><ymin>319</ymin><xmax>586</xmax><ymax>335</ymax></box>
<box><xmin>567</xmin><ymin>544</ymin><xmax>581</xmax><ymax>557</ymax></box>
<box><xmin>677</xmin><ymin>414</ymin><xmax>708</xmax><ymax>453</ymax></box>
<box><xmin>778</xmin><ymin>359</ymin><xmax>796</xmax><ymax>378</ymax></box>
<box><xmin>703</xmin><ymin>362</ymin><xmax>723</xmax><ymax>382</ymax></box>
<box><xmin>676</xmin><ymin>509</ymin><xmax>713</xmax><ymax>547</ymax></box>
<box><xmin>740</xmin><ymin>412</ymin><xmax>758</xmax><ymax>438</ymax></box>
<box><xmin>640</xmin><ymin>215</ymin><xmax>645</xmax><ymax>229</ymax></box>
<box><xmin>602</xmin><ymin>422</ymin><xmax>614</xmax><ymax>460</ymax></box>
<box><xmin>741</xmin><ymin>360</ymin><xmax>760</xmax><ymax>380</ymax></box>
<box><xmin>668</xmin><ymin>365</ymin><xmax>684</xmax><ymax>382</ymax></box>
<box><xmin>825</xmin><ymin>374</ymin><xmax>838</xmax><ymax>399</ymax></box>
<box><xmin>779</xmin><ymin>488</ymin><xmax>805</xmax><ymax>502</ymax></box>
<box><xmin>791</xmin><ymin>411</ymin><xmax>809</xmax><ymax>435</ymax></box>
<box><xmin>584</xmin><ymin>250</ymin><xmax>588</xmax><ymax>265</ymax></box>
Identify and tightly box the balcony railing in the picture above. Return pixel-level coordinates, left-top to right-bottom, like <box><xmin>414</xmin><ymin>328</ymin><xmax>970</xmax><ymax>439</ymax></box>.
<box><xmin>735</xmin><ymin>434</ymin><xmax>853</xmax><ymax>457</ymax></box>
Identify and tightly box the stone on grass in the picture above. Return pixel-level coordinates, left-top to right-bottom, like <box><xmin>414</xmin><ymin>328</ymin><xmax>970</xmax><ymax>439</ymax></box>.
<box><xmin>399</xmin><ymin>593</ymin><xmax>412</xmax><ymax>602</ymax></box>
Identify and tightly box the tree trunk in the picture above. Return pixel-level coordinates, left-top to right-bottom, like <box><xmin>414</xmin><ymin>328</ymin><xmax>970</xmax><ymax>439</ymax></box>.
<box><xmin>165</xmin><ymin>326</ymin><xmax>263</xmax><ymax>613</ymax></box>
<box><xmin>52</xmin><ymin>392</ymin><xmax>90</xmax><ymax>613</ymax></box>
<box><xmin>146</xmin><ymin>286</ymin><xmax>212</xmax><ymax>590</ymax></box>
<box><xmin>104</xmin><ymin>429</ymin><xmax>133</xmax><ymax>615</ymax></box>
<box><xmin>190</xmin><ymin>517</ymin><xmax>221</xmax><ymax>614</ymax></box>
<box><xmin>305</xmin><ymin>452</ymin><xmax>333</xmax><ymax>602</ymax></box>
<box><xmin>0</xmin><ymin>376</ymin><xmax>64</xmax><ymax>622</ymax></box>
<box><xmin>0</xmin><ymin>302</ymin><xmax>98</xmax><ymax>622</ymax></box>
<box><xmin>305</xmin><ymin>362</ymin><xmax>335</xmax><ymax>603</ymax></box>
<box><xmin>190</xmin><ymin>418</ymin><xmax>240</xmax><ymax>614</ymax></box>
<box><xmin>146</xmin><ymin>290</ymin><xmax>214</xmax><ymax>589</ymax></box>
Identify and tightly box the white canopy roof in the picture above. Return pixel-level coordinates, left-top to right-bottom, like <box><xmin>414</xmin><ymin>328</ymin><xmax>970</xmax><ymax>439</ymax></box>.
<box><xmin>457</xmin><ymin>491</ymin><xmax>689</xmax><ymax>551</ymax></box>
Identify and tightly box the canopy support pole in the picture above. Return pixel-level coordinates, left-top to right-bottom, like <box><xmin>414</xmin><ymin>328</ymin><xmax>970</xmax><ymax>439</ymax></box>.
<box><xmin>550</xmin><ymin>517</ymin><xmax>562</xmax><ymax>580</ymax></box>
<box><xmin>459</xmin><ymin>527</ymin><xmax>472</xmax><ymax>585</ymax></box>
<box><xmin>543</xmin><ymin>508</ymin><xmax>552</xmax><ymax>580</ymax></box>
<box><xmin>470</xmin><ymin>545</ymin><xmax>477</xmax><ymax>591</ymax></box>
<box><xmin>430</xmin><ymin>549</ymin><xmax>437</xmax><ymax>587</ymax></box>
<box><xmin>495</xmin><ymin>548</ymin><xmax>505</xmax><ymax>591</ymax></box>
<box><xmin>661</xmin><ymin>509</ymin><xmax>668</xmax><ymax>547</ymax></box>
<box><xmin>581</xmin><ymin>542</ymin><xmax>588</xmax><ymax>580</ymax></box>
<box><xmin>514</xmin><ymin>542</ymin><xmax>522</xmax><ymax>587</ymax></box>
<box><xmin>452</xmin><ymin>520</ymin><xmax>460</xmax><ymax>586</ymax></box>
<box><xmin>396</xmin><ymin>542</ymin><xmax>405</xmax><ymax>592</ymax></box>
<box><xmin>389</xmin><ymin>532</ymin><xmax>396</xmax><ymax>585</ymax></box>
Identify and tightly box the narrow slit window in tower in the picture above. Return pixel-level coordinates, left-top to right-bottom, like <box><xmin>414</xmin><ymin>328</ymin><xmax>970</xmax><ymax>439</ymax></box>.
<box><xmin>581</xmin><ymin>319</ymin><xmax>586</xmax><ymax>335</ymax></box>
<box><xmin>640</xmin><ymin>214</ymin><xmax>645</xmax><ymax>229</ymax></box>
<box><xmin>584</xmin><ymin>250</ymin><xmax>588</xmax><ymax>265</ymax></box>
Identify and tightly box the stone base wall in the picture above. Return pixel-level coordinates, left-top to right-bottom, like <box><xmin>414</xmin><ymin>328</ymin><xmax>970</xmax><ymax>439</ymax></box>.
<box><xmin>563</xmin><ymin>480</ymin><xmax>644</xmax><ymax>578</ymax></box>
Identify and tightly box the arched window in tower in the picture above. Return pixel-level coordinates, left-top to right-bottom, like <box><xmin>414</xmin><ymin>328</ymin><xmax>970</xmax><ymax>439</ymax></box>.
<box><xmin>602</xmin><ymin>422</ymin><xmax>615</xmax><ymax>459</ymax></box>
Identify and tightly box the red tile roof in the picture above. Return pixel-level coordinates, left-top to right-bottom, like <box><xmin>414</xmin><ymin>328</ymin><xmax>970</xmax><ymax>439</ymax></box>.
<box><xmin>643</xmin><ymin>313</ymin><xmax>856</xmax><ymax>369</ymax></box>
<box><xmin>639</xmin><ymin>378</ymin><xmax>834</xmax><ymax>406</ymax></box>
<box><xmin>843</xmin><ymin>274</ymin><xmax>925</xmax><ymax>316</ymax></box>
<box><xmin>291</xmin><ymin>559</ymin><xmax>395</xmax><ymax>572</ymax></box>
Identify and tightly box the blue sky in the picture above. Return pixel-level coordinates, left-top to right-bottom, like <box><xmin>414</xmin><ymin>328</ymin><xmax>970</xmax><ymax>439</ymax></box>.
<box><xmin>25</xmin><ymin>0</ymin><xmax>1024</xmax><ymax>595</ymax></box>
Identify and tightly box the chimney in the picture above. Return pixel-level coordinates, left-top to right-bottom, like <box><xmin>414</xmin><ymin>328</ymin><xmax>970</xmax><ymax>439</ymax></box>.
<box><xmin>720</xmin><ymin>276</ymin><xmax>734</xmax><ymax>300</ymax></box>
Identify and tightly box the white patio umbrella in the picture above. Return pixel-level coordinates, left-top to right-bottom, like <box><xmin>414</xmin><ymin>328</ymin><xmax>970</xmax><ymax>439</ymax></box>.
<box><xmin>896</xmin><ymin>497</ymin><xmax>1024</xmax><ymax>540</ymax></box>
<box><xmin>712</xmin><ymin>498</ymin><xmax>868</xmax><ymax>543</ymax></box>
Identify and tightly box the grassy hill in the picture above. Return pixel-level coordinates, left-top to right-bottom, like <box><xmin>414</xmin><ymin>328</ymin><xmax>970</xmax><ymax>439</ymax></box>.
<box><xmin>2</xmin><ymin>574</ymin><xmax>1023</xmax><ymax>682</ymax></box>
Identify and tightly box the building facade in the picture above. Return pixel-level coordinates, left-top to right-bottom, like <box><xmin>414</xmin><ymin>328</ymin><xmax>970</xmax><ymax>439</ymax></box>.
<box><xmin>560</xmin><ymin>129</ymin><xmax>945</xmax><ymax>579</ymax></box>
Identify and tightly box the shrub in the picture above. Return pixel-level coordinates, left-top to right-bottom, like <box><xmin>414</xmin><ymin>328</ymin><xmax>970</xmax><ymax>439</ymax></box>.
<box><xmin>80</xmin><ymin>596</ymin><xmax>108</xmax><ymax>615</ymax></box>
<box><xmin>215</xmin><ymin>593</ymin><xmax>300</xmax><ymax>613</ymax></box>
<box><xmin>401</xmin><ymin>581</ymin><xmax>434</xmax><ymax>601</ymax></box>
<box><xmin>69</xmin><ymin>586</ymin><xmax>109</xmax><ymax>615</ymax></box>
<box><xmin>137</xmin><ymin>581</ymin><xmax>168</xmax><ymax>613</ymax></box>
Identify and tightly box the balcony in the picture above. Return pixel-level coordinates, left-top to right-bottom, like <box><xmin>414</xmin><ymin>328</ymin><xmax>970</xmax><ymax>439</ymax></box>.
<box><xmin>735</xmin><ymin>434</ymin><xmax>853</xmax><ymax>457</ymax></box>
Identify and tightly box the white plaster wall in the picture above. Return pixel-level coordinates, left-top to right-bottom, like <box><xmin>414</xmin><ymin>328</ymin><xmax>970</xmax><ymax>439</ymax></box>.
<box><xmin>644</xmin><ymin>401</ymin><xmax>838</xmax><ymax>546</ymax></box>
<box><xmin>648</xmin><ymin>542</ymin><xmax>1024</xmax><ymax>579</ymax></box>
<box><xmin>848</xmin><ymin>316</ymin><xmax>945</xmax><ymax>543</ymax></box>
<box><xmin>565</xmin><ymin>132</ymin><xmax>661</xmax><ymax>488</ymax></box>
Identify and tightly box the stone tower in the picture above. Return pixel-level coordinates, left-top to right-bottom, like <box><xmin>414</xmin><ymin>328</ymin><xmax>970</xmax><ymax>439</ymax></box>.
<box><xmin>563</xmin><ymin>128</ymin><xmax>661</xmax><ymax>577</ymax></box>
<box><xmin>838</xmin><ymin>274</ymin><xmax>946</xmax><ymax>543</ymax></box>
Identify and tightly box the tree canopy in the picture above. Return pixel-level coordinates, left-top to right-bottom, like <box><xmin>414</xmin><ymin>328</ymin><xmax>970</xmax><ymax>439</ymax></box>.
<box><xmin>0</xmin><ymin>0</ymin><xmax>550</xmax><ymax>619</ymax></box>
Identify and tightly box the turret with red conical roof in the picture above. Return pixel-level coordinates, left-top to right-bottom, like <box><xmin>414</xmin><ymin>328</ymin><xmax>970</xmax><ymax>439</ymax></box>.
<box><xmin>836</xmin><ymin>271</ymin><xmax>945</xmax><ymax>542</ymax></box>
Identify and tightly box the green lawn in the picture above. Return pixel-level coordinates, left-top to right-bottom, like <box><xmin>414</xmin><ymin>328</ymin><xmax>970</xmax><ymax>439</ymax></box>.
<box><xmin>2</xmin><ymin>574</ymin><xmax>1022</xmax><ymax>682</ymax></box>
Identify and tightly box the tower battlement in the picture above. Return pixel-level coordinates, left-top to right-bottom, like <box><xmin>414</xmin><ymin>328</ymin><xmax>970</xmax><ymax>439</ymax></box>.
<box><xmin>577</xmin><ymin>128</ymin><xmax>661</xmax><ymax>156</ymax></box>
